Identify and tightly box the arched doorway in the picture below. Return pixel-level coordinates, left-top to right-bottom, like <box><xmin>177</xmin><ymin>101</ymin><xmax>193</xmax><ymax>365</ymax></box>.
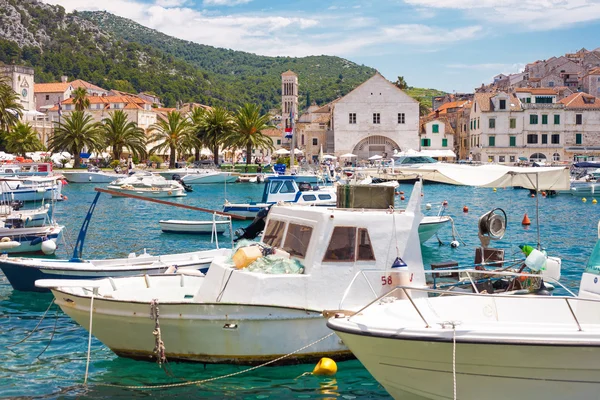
<box><xmin>352</xmin><ymin>135</ymin><xmax>400</xmax><ymax>160</ymax></box>
<box><xmin>529</xmin><ymin>153</ymin><xmax>547</xmax><ymax>162</ymax></box>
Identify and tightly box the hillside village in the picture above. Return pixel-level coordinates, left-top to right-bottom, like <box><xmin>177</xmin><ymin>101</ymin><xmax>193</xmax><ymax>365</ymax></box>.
<box><xmin>4</xmin><ymin>6</ymin><xmax>600</xmax><ymax>167</ymax></box>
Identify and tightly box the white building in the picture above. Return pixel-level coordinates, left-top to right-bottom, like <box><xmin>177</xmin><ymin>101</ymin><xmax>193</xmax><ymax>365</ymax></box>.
<box><xmin>332</xmin><ymin>73</ymin><xmax>419</xmax><ymax>159</ymax></box>
<box><xmin>420</xmin><ymin>117</ymin><xmax>454</xmax><ymax>154</ymax></box>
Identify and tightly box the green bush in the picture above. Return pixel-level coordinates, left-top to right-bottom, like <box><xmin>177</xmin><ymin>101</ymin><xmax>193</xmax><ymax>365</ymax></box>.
<box><xmin>109</xmin><ymin>160</ymin><xmax>120</xmax><ymax>168</ymax></box>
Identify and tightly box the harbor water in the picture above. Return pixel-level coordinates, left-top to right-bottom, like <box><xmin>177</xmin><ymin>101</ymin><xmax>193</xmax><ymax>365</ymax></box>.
<box><xmin>0</xmin><ymin>181</ymin><xmax>596</xmax><ymax>398</ymax></box>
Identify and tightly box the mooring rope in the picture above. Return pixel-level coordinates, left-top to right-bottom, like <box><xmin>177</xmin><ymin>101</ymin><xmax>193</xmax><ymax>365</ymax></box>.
<box><xmin>35</xmin><ymin>307</ymin><xmax>59</xmax><ymax>359</ymax></box>
<box><xmin>452</xmin><ymin>323</ymin><xmax>457</xmax><ymax>400</ymax></box>
<box><xmin>150</xmin><ymin>299</ymin><xmax>166</xmax><ymax>367</ymax></box>
<box><xmin>84</xmin><ymin>292</ymin><xmax>94</xmax><ymax>385</ymax></box>
<box><xmin>93</xmin><ymin>332</ymin><xmax>335</xmax><ymax>390</ymax></box>
<box><xmin>6</xmin><ymin>298</ymin><xmax>55</xmax><ymax>348</ymax></box>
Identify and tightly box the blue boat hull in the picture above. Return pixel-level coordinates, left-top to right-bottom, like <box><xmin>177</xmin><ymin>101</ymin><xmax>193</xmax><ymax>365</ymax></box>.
<box><xmin>0</xmin><ymin>262</ymin><xmax>210</xmax><ymax>293</ymax></box>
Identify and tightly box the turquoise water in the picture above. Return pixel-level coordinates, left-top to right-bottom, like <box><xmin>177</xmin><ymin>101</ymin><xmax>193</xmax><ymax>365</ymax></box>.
<box><xmin>1</xmin><ymin>181</ymin><xmax>598</xmax><ymax>398</ymax></box>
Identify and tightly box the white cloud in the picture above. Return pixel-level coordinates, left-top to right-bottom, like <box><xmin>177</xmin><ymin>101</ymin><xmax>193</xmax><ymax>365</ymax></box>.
<box><xmin>155</xmin><ymin>0</ymin><xmax>188</xmax><ymax>7</ymax></box>
<box><xmin>40</xmin><ymin>0</ymin><xmax>482</xmax><ymax>58</ymax></box>
<box><xmin>203</xmin><ymin>0</ymin><xmax>252</xmax><ymax>6</ymax></box>
<box><xmin>404</xmin><ymin>0</ymin><xmax>600</xmax><ymax>29</ymax></box>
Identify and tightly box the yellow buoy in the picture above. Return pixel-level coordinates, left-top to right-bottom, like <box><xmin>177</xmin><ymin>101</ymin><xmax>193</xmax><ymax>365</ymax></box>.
<box><xmin>583</xmin><ymin>197</ymin><xmax>588</xmax><ymax>203</ymax></box>
<box><xmin>493</xmin><ymin>188</ymin><xmax>497</xmax><ymax>192</ymax></box>
<box><xmin>312</xmin><ymin>357</ymin><xmax>337</xmax><ymax>376</ymax></box>
<box><xmin>594</xmin><ymin>199</ymin><xmax>598</xmax><ymax>204</ymax></box>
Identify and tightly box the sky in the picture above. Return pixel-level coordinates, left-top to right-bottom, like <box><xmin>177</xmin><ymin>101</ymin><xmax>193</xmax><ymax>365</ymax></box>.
<box><xmin>41</xmin><ymin>0</ymin><xmax>600</xmax><ymax>93</ymax></box>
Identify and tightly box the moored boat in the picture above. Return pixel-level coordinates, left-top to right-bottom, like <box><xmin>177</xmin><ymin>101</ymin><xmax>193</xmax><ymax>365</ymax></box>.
<box><xmin>1</xmin><ymin>248</ymin><xmax>229</xmax><ymax>292</ymax></box>
<box><xmin>107</xmin><ymin>172</ymin><xmax>186</xmax><ymax>198</ymax></box>
<box><xmin>159</xmin><ymin>219</ymin><xmax>231</xmax><ymax>235</ymax></box>
<box><xmin>37</xmin><ymin>182</ymin><xmax>426</xmax><ymax>364</ymax></box>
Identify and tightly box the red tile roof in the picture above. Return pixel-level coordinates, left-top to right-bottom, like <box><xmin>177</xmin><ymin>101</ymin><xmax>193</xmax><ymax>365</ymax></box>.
<box><xmin>69</xmin><ymin>79</ymin><xmax>107</xmax><ymax>92</ymax></box>
<box><xmin>34</xmin><ymin>82</ymin><xmax>71</xmax><ymax>93</ymax></box>
<box><xmin>558</xmin><ymin>92</ymin><xmax>600</xmax><ymax>109</ymax></box>
<box><xmin>515</xmin><ymin>88</ymin><xmax>557</xmax><ymax>95</ymax></box>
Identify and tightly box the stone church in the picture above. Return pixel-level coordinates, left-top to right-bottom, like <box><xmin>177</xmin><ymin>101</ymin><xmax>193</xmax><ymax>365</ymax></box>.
<box><xmin>288</xmin><ymin>72</ymin><xmax>420</xmax><ymax>161</ymax></box>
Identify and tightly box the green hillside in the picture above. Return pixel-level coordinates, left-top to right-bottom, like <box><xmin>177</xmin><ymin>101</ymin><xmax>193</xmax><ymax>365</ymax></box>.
<box><xmin>0</xmin><ymin>0</ymin><xmax>444</xmax><ymax>111</ymax></box>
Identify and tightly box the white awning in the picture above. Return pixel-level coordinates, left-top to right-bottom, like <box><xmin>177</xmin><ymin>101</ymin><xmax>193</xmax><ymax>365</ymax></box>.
<box><xmin>396</xmin><ymin>163</ymin><xmax>570</xmax><ymax>190</ymax></box>
<box><xmin>419</xmin><ymin>149</ymin><xmax>456</xmax><ymax>158</ymax></box>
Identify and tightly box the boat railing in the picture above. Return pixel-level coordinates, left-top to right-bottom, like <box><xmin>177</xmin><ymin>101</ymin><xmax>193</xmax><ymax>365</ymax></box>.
<box><xmin>337</xmin><ymin>265</ymin><xmax>574</xmax><ymax>312</ymax></box>
<box><xmin>353</xmin><ymin>283</ymin><xmax>595</xmax><ymax>331</ymax></box>
<box><xmin>210</xmin><ymin>213</ymin><xmax>233</xmax><ymax>249</ymax></box>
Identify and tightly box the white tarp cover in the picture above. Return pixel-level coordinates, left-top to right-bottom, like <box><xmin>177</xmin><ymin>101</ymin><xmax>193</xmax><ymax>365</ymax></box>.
<box><xmin>396</xmin><ymin>163</ymin><xmax>570</xmax><ymax>190</ymax></box>
<box><xmin>419</xmin><ymin>149</ymin><xmax>456</xmax><ymax>158</ymax></box>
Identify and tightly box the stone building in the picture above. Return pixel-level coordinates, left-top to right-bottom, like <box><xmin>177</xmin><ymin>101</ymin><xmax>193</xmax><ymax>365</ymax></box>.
<box><xmin>559</xmin><ymin>92</ymin><xmax>600</xmax><ymax>161</ymax></box>
<box><xmin>581</xmin><ymin>68</ymin><xmax>600</xmax><ymax>97</ymax></box>
<box><xmin>419</xmin><ymin>116</ymin><xmax>454</xmax><ymax>155</ymax></box>
<box><xmin>0</xmin><ymin>65</ymin><xmax>35</xmax><ymax>111</ymax></box>
<box><xmin>281</xmin><ymin>70</ymin><xmax>298</xmax><ymax>131</ymax></box>
<box><xmin>34</xmin><ymin>81</ymin><xmax>73</xmax><ymax>112</ymax></box>
<box><xmin>331</xmin><ymin>73</ymin><xmax>419</xmax><ymax>159</ymax></box>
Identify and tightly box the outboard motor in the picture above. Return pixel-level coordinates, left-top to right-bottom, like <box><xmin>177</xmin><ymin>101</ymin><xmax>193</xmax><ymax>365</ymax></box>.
<box><xmin>234</xmin><ymin>207</ymin><xmax>270</xmax><ymax>242</ymax></box>
<box><xmin>172</xmin><ymin>174</ymin><xmax>193</xmax><ymax>192</ymax></box>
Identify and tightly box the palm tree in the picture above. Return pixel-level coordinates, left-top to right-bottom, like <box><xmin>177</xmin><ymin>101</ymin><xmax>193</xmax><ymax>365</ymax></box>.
<box><xmin>148</xmin><ymin>111</ymin><xmax>194</xmax><ymax>168</ymax></box>
<box><xmin>101</xmin><ymin>110</ymin><xmax>147</xmax><ymax>161</ymax></box>
<box><xmin>189</xmin><ymin>106</ymin><xmax>207</xmax><ymax>162</ymax></box>
<box><xmin>395</xmin><ymin>76</ymin><xmax>408</xmax><ymax>90</ymax></box>
<box><xmin>228</xmin><ymin>103</ymin><xmax>274</xmax><ymax>165</ymax></box>
<box><xmin>71</xmin><ymin>87</ymin><xmax>90</xmax><ymax>111</ymax></box>
<box><xmin>50</xmin><ymin>111</ymin><xmax>103</xmax><ymax>168</ymax></box>
<box><xmin>200</xmin><ymin>106</ymin><xmax>235</xmax><ymax>165</ymax></box>
<box><xmin>417</xmin><ymin>97</ymin><xmax>430</xmax><ymax>116</ymax></box>
<box><xmin>0</xmin><ymin>76</ymin><xmax>24</xmax><ymax>134</ymax></box>
<box><xmin>4</xmin><ymin>122</ymin><xmax>44</xmax><ymax>156</ymax></box>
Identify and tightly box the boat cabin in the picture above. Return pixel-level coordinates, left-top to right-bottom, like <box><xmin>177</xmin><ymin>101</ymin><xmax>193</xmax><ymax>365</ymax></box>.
<box><xmin>196</xmin><ymin>182</ymin><xmax>426</xmax><ymax>310</ymax></box>
<box><xmin>0</xmin><ymin>163</ymin><xmax>52</xmax><ymax>177</ymax></box>
<box><xmin>260</xmin><ymin>176</ymin><xmax>334</xmax><ymax>204</ymax></box>
<box><xmin>392</xmin><ymin>155</ymin><xmax>438</xmax><ymax>166</ymax></box>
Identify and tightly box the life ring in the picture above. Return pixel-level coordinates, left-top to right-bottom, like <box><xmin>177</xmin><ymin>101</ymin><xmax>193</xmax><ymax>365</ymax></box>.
<box><xmin>168</xmin><ymin>191</ymin><xmax>172</xmax><ymax>195</ymax></box>
<box><xmin>61</xmin><ymin>194</ymin><xmax>68</xmax><ymax>201</ymax></box>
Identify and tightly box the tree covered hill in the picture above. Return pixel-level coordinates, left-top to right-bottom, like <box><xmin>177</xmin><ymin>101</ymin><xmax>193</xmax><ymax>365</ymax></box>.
<box><xmin>0</xmin><ymin>0</ymin><xmax>444</xmax><ymax>110</ymax></box>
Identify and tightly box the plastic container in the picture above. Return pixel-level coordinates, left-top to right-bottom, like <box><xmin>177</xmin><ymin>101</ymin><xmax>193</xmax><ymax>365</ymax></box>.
<box><xmin>233</xmin><ymin>246</ymin><xmax>263</xmax><ymax>269</ymax></box>
<box><xmin>543</xmin><ymin>256</ymin><xmax>561</xmax><ymax>281</ymax></box>
<box><xmin>525</xmin><ymin>249</ymin><xmax>546</xmax><ymax>271</ymax></box>
<box><xmin>272</xmin><ymin>248</ymin><xmax>291</xmax><ymax>259</ymax></box>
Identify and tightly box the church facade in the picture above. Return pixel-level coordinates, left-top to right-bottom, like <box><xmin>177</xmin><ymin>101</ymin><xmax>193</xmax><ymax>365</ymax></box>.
<box><xmin>289</xmin><ymin>72</ymin><xmax>420</xmax><ymax>161</ymax></box>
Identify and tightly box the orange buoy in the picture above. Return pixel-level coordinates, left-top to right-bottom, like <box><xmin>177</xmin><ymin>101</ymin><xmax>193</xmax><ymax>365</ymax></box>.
<box><xmin>522</xmin><ymin>213</ymin><xmax>531</xmax><ymax>225</ymax></box>
<box><xmin>442</xmin><ymin>200</ymin><xmax>448</xmax><ymax>206</ymax></box>
<box><xmin>463</xmin><ymin>205</ymin><xmax>468</xmax><ymax>213</ymax></box>
<box><xmin>400</xmin><ymin>191</ymin><xmax>404</xmax><ymax>195</ymax></box>
<box><xmin>395</xmin><ymin>191</ymin><xmax>400</xmax><ymax>195</ymax></box>
<box><xmin>542</xmin><ymin>191</ymin><xmax>547</xmax><ymax>197</ymax></box>
<box><xmin>400</xmin><ymin>196</ymin><xmax>405</xmax><ymax>201</ymax></box>
<box><xmin>530</xmin><ymin>194</ymin><xmax>535</xmax><ymax>198</ymax></box>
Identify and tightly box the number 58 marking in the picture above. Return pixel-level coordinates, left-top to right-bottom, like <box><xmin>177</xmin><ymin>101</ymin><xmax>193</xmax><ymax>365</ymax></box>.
<box><xmin>381</xmin><ymin>276</ymin><xmax>392</xmax><ymax>285</ymax></box>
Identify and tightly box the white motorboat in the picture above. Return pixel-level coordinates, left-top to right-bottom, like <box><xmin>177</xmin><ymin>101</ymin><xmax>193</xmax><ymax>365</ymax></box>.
<box><xmin>223</xmin><ymin>176</ymin><xmax>336</xmax><ymax>219</ymax></box>
<box><xmin>1</xmin><ymin>248</ymin><xmax>229</xmax><ymax>292</ymax></box>
<box><xmin>0</xmin><ymin>176</ymin><xmax>63</xmax><ymax>202</ymax></box>
<box><xmin>0</xmin><ymin>162</ymin><xmax>54</xmax><ymax>177</ymax></box>
<box><xmin>0</xmin><ymin>223</ymin><xmax>63</xmax><ymax>255</ymax></box>
<box><xmin>0</xmin><ymin>203</ymin><xmax>50</xmax><ymax>227</ymax></box>
<box><xmin>159</xmin><ymin>219</ymin><xmax>231</xmax><ymax>235</ymax></box>
<box><xmin>37</xmin><ymin>182</ymin><xmax>426</xmax><ymax>364</ymax></box>
<box><xmin>180</xmin><ymin>170</ymin><xmax>238</xmax><ymax>184</ymax></box>
<box><xmin>107</xmin><ymin>172</ymin><xmax>186</xmax><ymax>198</ymax></box>
<box><xmin>326</xmin><ymin>232</ymin><xmax>600</xmax><ymax>400</ymax></box>
<box><xmin>62</xmin><ymin>167</ymin><xmax>123</xmax><ymax>183</ymax></box>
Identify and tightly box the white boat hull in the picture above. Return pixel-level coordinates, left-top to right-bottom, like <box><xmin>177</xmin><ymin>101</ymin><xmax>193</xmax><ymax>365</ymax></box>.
<box><xmin>182</xmin><ymin>172</ymin><xmax>238</xmax><ymax>184</ymax></box>
<box><xmin>52</xmin><ymin>289</ymin><xmax>349</xmax><ymax>364</ymax></box>
<box><xmin>0</xmin><ymin>225</ymin><xmax>63</xmax><ymax>254</ymax></box>
<box><xmin>107</xmin><ymin>186</ymin><xmax>186</xmax><ymax>198</ymax></box>
<box><xmin>159</xmin><ymin>220</ymin><xmax>229</xmax><ymax>234</ymax></box>
<box><xmin>62</xmin><ymin>171</ymin><xmax>122</xmax><ymax>183</ymax></box>
<box><xmin>419</xmin><ymin>216</ymin><xmax>451</xmax><ymax>243</ymax></box>
<box><xmin>333</xmin><ymin>330</ymin><xmax>600</xmax><ymax>400</ymax></box>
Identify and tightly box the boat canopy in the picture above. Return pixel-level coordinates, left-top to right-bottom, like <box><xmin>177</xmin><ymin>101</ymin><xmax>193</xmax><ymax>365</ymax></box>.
<box><xmin>398</xmin><ymin>164</ymin><xmax>570</xmax><ymax>190</ymax></box>
<box><xmin>574</xmin><ymin>162</ymin><xmax>600</xmax><ymax>168</ymax></box>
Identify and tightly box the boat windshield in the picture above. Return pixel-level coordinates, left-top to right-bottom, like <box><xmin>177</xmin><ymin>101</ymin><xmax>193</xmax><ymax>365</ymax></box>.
<box><xmin>585</xmin><ymin>239</ymin><xmax>600</xmax><ymax>275</ymax></box>
<box><xmin>393</xmin><ymin>156</ymin><xmax>437</xmax><ymax>166</ymax></box>
<box><xmin>282</xmin><ymin>223</ymin><xmax>313</xmax><ymax>259</ymax></box>
<box><xmin>263</xmin><ymin>220</ymin><xmax>285</xmax><ymax>247</ymax></box>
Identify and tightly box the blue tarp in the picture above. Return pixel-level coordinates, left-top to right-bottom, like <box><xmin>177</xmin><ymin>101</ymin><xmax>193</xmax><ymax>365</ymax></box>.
<box><xmin>574</xmin><ymin>162</ymin><xmax>600</xmax><ymax>168</ymax></box>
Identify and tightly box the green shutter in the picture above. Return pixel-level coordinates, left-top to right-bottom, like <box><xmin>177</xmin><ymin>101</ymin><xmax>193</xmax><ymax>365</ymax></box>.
<box><xmin>489</xmin><ymin>119</ymin><xmax>495</xmax><ymax>128</ymax></box>
<box><xmin>432</xmin><ymin>124</ymin><xmax>439</xmax><ymax>133</ymax></box>
<box><xmin>510</xmin><ymin>118</ymin><xmax>516</xmax><ymax>129</ymax></box>
<box><xmin>477</xmin><ymin>118</ymin><xmax>480</xmax><ymax>129</ymax></box>
<box><xmin>488</xmin><ymin>136</ymin><xmax>495</xmax><ymax>147</ymax></box>
<box><xmin>542</xmin><ymin>115</ymin><xmax>548</xmax><ymax>124</ymax></box>
<box><xmin>510</xmin><ymin>136</ymin><xmax>516</xmax><ymax>147</ymax></box>
<box><xmin>442</xmin><ymin>138</ymin><xmax>448</xmax><ymax>147</ymax></box>
<box><xmin>576</xmin><ymin>133</ymin><xmax>582</xmax><ymax>145</ymax></box>
<box><xmin>554</xmin><ymin>115</ymin><xmax>560</xmax><ymax>124</ymax></box>
<box><xmin>530</xmin><ymin>115</ymin><xmax>538</xmax><ymax>124</ymax></box>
